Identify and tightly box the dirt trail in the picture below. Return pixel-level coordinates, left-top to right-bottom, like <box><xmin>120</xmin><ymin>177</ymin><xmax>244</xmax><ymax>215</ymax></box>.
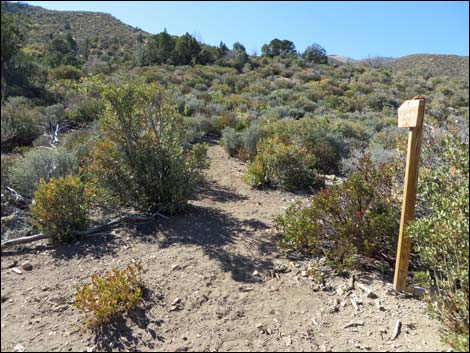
<box><xmin>1</xmin><ymin>143</ymin><xmax>449</xmax><ymax>352</ymax></box>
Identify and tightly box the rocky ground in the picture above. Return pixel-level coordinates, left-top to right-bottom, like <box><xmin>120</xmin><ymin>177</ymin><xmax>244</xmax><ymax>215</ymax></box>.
<box><xmin>1</xmin><ymin>143</ymin><xmax>450</xmax><ymax>352</ymax></box>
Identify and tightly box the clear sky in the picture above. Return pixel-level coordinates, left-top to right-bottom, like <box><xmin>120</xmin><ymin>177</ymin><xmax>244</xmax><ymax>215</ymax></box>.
<box><xmin>22</xmin><ymin>1</ymin><xmax>469</xmax><ymax>59</ymax></box>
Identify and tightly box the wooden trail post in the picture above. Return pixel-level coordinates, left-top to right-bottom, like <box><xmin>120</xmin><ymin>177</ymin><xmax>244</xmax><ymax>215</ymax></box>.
<box><xmin>393</xmin><ymin>96</ymin><xmax>425</xmax><ymax>291</ymax></box>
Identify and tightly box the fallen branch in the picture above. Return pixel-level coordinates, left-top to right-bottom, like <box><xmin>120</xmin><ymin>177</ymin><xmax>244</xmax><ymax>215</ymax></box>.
<box><xmin>5</xmin><ymin>187</ymin><xmax>29</xmax><ymax>207</ymax></box>
<box><xmin>1</xmin><ymin>209</ymin><xmax>169</xmax><ymax>250</ymax></box>
<box><xmin>1</xmin><ymin>234</ymin><xmax>49</xmax><ymax>249</ymax></box>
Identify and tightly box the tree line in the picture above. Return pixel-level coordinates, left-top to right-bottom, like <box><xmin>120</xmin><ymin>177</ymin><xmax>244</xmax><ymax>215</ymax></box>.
<box><xmin>139</xmin><ymin>30</ymin><xmax>328</xmax><ymax>68</ymax></box>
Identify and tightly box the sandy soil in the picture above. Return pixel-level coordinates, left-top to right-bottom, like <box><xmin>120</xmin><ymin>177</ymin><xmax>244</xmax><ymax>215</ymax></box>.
<box><xmin>1</xmin><ymin>142</ymin><xmax>449</xmax><ymax>352</ymax></box>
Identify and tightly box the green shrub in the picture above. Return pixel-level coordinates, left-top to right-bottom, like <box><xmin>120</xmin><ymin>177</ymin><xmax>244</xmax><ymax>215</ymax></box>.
<box><xmin>73</xmin><ymin>262</ymin><xmax>144</xmax><ymax>327</ymax></box>
<box><xmin>407</xmin><ymin>134</ymin><xmax>469</xmax><ymax>351</ymax></box>
<box><xmin>90</xmin><ymin>81</ymin><xmax>205</xmax><ymax>214</ymax></box>
<box><xmin>240</xmin><ymin>123</ymin><xmax>265</xmax><ymax>157</ymax></box>
<box><xmin>184</xmin><ymin>115</ymin><xmax>211</xmax><ymax>143</ymax></box>
<box><xmin>243</xmin><ymin>136</ymin><xmax>324</xmax><ymax>191</ymax></box>
<box><xmin>8</xmin><ymin>147</ymin><xmax>79</xmax><ymax>198</ymax></box>
<box><xmin>42</xmin><ymin>104</ymin><xmax>66</xmax><ymax>127</ymax></box>
<box><xmin>48</xmin><ymin>65</ymin><xmax>82</xmax><ymax>81</ymax></box>
<box><xmin>189</xmin><ymin>143</ymin><xmax>210</xmax><ymax>170</ymax></box>
<box><xmin>66</xmin><ymin>97</ymin><xmax>106</xmax><ymax>125</ymax></box>
<box><xmin>1</xmin><ymin>97</ymin><xmax>42</xmax><ymax>151</ymax></box>
<box><xmin>1</xmin><ymin>154</ymin><xmax>20</xmax><ymax>217</ymax></box>
<box><xmin>262</xmin><ymin>117</ymin><xmax>343</xmax><ymax>174</ymax></box>
<box><xmin>275</xmin><ymin>155</ymin><xmax>400</xmax><ymax>269</ymax></box>
<box><xmin>30</xmin><ymin>175</ymin><xmax>92</xmax><ymax>243</ymax></box>
<box><xmin>221</xmin><ymin>126</ymin><xmax>242</xmax><ymax>157</ymax></box>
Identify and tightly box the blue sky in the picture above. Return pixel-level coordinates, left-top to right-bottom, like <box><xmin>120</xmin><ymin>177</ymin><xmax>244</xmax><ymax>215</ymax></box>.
<box><xmin>23</xmin><ymin>1</ymin><xmax>469</xmax><ymax>59</ymax></box>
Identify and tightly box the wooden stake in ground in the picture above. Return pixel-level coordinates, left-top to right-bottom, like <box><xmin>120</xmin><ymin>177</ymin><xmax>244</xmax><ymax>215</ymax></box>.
<box><xmin>393</xmin><ymin>96</ymin><xmax>425</xmax><ymax>291</ymax></box>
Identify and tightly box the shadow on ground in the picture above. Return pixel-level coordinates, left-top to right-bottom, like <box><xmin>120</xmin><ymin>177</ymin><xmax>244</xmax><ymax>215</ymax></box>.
<box><xmin>50</xmin><ymin>232</ymin><xmax>122</xmax><ymax>260</ymax></box>
<box><xmin>194</xmin><ymin>179</ymin><xmax>249</xmax><ymax>203</ymax></box>
<box><xmin>153</xmin><ymin>204</ymin><xmax>275</xmax><ymax>283</ymax></box>
<box><xmin>94</xmin><ymin>290</ymin><xmax>165</xmax><ymax>351</ymax></box>
<box><xmin>3</xmin><ymin>177</ymin><xmax>278</xmax><ymax>283</ymax></box>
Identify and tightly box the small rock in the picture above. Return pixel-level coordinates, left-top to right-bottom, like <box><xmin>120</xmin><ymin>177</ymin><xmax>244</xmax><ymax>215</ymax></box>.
<box><xmin>391</xmin><ymin>320</ymin><xmax>402</xmax><ymax>340</ymax></box>
<box><xmin>22</xmin><ymin>262</ymin><xmax>33</xmax><ymax>271</ymax></box>
<box><xmin>343</xmin><ymin>320</ymin><xmax>365</xmax><ymax>329</ymax></box>
<box><xmin>239</xmin><ymin>286</ymin><xmax>253</xmax><ymax>292</ymax></box>
<box><xmin>171</xmin><ymin>264</ymin><xmax>180</xmax><ymax>271</ymax></box>
<box><xmin>374</xmin><ymin>299</ymin><xmax>385</xmax><ymax>311</ymax></box>
<box><xmin>252</xmin><ymin>270</ymin><xmax>259</xmax><ymax>276</ymax></box>
<box><xmin>171</xmin><ymin>298</ymin><xmax>181</xmax><ymax>306</ymax></box>
<box><xmin>14</xmin><ymin>343</ymin><xmax>25</xmax><ymax>352</ymax></box>
<box><xmin>301</xmin><ymin>270</ymin><xmax>308</xmax><ymax>277</ymax></box>
<box><xmin>11</xmin><ymin>267</ymin><xmax>22</xmax><ymax>275</ymax></box>
<box><xmin>410</xmin><ymin>286</ymin><xmax>426</xmax><ymax>297</ymax></box>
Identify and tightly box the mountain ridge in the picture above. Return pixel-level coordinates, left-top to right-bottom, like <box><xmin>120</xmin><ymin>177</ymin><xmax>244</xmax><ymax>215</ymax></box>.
<box><xmin>2</xmin><ymin>1</ymin><xmax>469</xmax><ymax>79</ymax></box>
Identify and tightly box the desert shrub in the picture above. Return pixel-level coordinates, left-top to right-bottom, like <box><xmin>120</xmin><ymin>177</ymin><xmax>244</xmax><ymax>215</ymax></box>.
<box><xmin>66</xmin><ymin>97</ymin><xmax>106</xmax><ymax>125</ymax></box>
<box><xmin>332</xmin><ymin>120</ymin><xmax>368</xmax><ymax>141</ymax></box>
<box><xmin>263</xmin><ymin>117</ymin><xmax>343</xmax><ymax>174</ymax></box>
<box><xmin>42</xmin><ymin>104</ymin><xmax>66</xmax><ymax>128</ymax></box>
<box><xmin>1</xmin><ymin>154</ymin><xmax>22</xmax><ymax>217</ymax></box>
<box><xmin>407</xmin><ymin>133</ymin><xmax>469</xmax><ymax>351</ymax></box>
<box><xmin>184</xmin><ymin>114</ymin><xmax>212</xmax><ymax>143</ymax></box>
<box><xmin>341</xmin><ymin>145</ymin><xmax>398</xmax><ymax>175</ymax></box>
<box><xmin>221</xmin><ymin>127</ymin><xmax>242</xmax><ymax>157</ymax></box>
<box><xmin>243</xmin><ymin>136</ymin><xmax>324</xmax><ymax>191</ymax></box>
<box><xmin>74</xmin><ymin>262</ymin><xmax>144</xmax><ymax>327</ymax></box>
<box><xmin>8</xmin><ymin>147</ymin><xmax>79</xmax><ymax>198</ymax></box>
<box><xmin>184</xmin><ymin>95</ymin><xmax>204</xmax><ymax>116</ymax></box>
<box><xmin>189</xmin><ymin>143</ymin><xmax>210</xmax><ymax>170</ymax></box>
<box><xmin>240</xmin><ymin>123</ymin><xmax>266</xmax><ymax>157</ymax></box>
<box><xmin>90</xmin><ymin>81</ymin><xmax>205</xmax><ymax>214</ymax></box>
<box><xmin>210</xmin><ymin>113</ymin><xmax>246</xmax><ymax>136</ymax></box>
<box><xmin>30</xmin><ymin>175</ymin><xmax>92</xmax><ymax>243</ymax></box>
<box><xmin>275</xmin><ymin>155</ymin><xmax>400</xmax><ymax>268</ymax></box>
<box><xmin>1</xmin><ymin>97</ymin><xmax>42</xmax><ymax>151</ymax></box>
<box><xmin>48</xmin><ymin>65</ymin><xmax>82</xmax><ymax>81</ymax></box>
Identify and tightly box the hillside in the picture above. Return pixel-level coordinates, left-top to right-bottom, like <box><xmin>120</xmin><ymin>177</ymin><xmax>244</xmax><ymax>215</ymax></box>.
<box><xmin>1</xmin><ymin>1</ymin><xmax>150</xmax><ymax>62</ymax></box>
<box><xmin>3</xmin><ymin>2</ymin><xmax>469</xmax><ymax>80</ymax></box>
<box><xmin>386</xmin><ymin>54</ymin><xmax>469</xmax><ymax>79</ymax></box>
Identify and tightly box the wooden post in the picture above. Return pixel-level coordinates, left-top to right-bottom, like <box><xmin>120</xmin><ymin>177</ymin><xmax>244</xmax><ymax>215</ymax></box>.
<box><xmin>393</xmin><ymin>97</ymin><xmax>425</xmax><ymax>291</ymax></box>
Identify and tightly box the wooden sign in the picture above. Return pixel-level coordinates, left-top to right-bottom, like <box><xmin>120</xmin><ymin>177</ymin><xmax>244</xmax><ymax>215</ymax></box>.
<box><xmin>398</xmin><ymin>99</ymin><xmax>424</xmax><ymax>128</ymax></box>
<box><xmin>393</xmin><ymin>96</ymin><xmax>425</xmax><ymax>291</ymax></box>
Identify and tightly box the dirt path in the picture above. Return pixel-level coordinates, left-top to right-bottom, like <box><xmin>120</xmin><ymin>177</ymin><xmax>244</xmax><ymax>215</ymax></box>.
<box><xmin>1</xmin><ymin>143</ymin><xmax>449</xmax><ymax>352</ymax></box>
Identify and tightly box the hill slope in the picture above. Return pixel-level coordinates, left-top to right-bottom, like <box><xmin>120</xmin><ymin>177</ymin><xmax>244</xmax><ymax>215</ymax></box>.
<box><xmin>1</xmin><ymin>1</ymin><xmax>151</xmax><ymax>61</ymax></box>
<box><xmin>386</xmin><ymin>54</ymin><xmax>469</xmax><ymax>79</ymax></box>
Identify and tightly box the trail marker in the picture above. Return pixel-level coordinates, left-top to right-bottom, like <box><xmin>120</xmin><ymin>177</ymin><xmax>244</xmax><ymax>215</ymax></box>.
<box><xmin>393</xmin><ymin>96</ymin><xmax>425</xmax><ymax>291</ymax></box>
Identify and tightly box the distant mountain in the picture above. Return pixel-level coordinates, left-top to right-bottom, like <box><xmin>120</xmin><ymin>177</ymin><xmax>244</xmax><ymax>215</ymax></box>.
<box><xmin>1</xmin><ymin>1</ymin><xmax>151</xmax><ymax>62</ymax></box>
<box><xmin>329</xmin><ymin>53</ymin><xmax>468</xmax><ymax>80</ymax></box>
<box><xmin>385</xmin><ymin>54</ymin><xmax>469</xmax><ymax>79</ymax></box>
<box><xmin>327</xmin><ymin>55</ymin><xmax>357</xmax><ymax>65</ymax></box>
